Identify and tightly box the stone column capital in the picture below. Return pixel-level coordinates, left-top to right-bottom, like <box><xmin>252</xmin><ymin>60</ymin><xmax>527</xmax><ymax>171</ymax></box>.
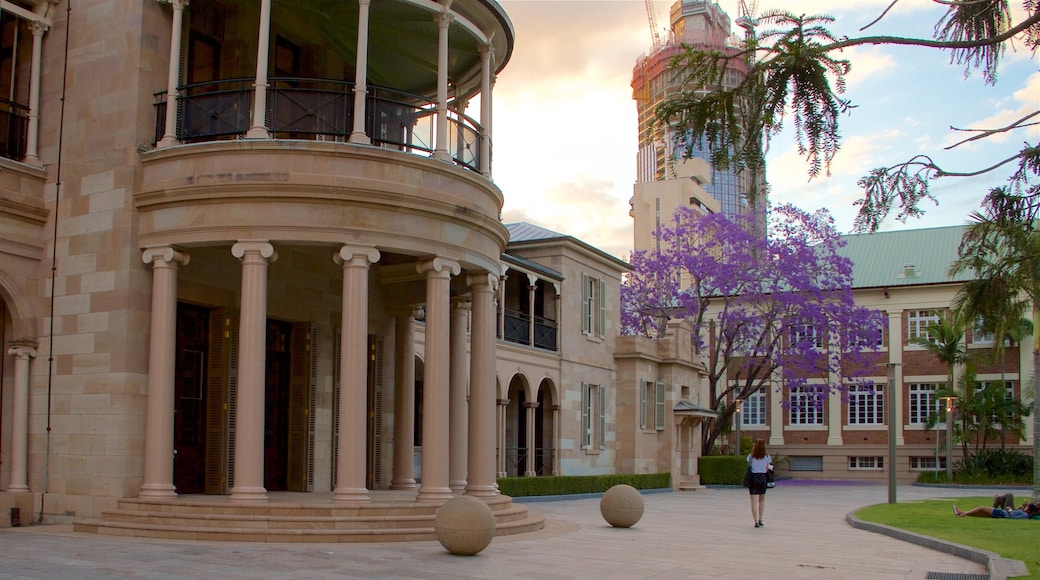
<box><xmin>523</xmin><ymin>401</ymin><xmax>539</xmax><ymax>409</ymax></box>
<box><xmin>142</xmin><ymin>246</ymin><xmax>190</xmax><ymax>268</ymax></box>
<box><xmin>334</xmin><ymin>245</ymin><xmax>380</xmax><ymax>267</ymax></box>
<box><xmin>232</xmin><ymin>240</ymin><xmax>276</xmax><ymax>261</ymax></box>
<box><xmin>466</xmin><ymin>271</ymin><xmax>498</xmax><ymax>292</ymax></box>
<box><xmin>7</xmin><ymin>341</ymin><xmax>37</xmax><ymax>359</ymax></box>
<box><xmin>156</xmin><ymin>0</ymin><xmax>190</xmax><ymax>9</ymax></box>
<box><xmin>417</xmin><ymin>257</ymin><xmax>460</xmax><ymax>278</ymax></box>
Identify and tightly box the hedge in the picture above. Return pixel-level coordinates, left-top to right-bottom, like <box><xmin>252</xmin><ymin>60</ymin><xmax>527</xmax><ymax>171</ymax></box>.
<box><xmin>697</xmin><ymin>455</ymin><xmax>747</xmax><ymax>485</ymax></box>
<box><xmin>496</xmin><ymin>472</ymin><xmax>670</xmax><ymax>497</ymax></box>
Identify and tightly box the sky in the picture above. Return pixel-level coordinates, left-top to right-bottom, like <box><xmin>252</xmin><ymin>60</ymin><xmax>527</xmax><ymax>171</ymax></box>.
<box><xmin>489</xmin><ymin>0</ymin><xmax>1040</xmax><ymax>261</ymax></box>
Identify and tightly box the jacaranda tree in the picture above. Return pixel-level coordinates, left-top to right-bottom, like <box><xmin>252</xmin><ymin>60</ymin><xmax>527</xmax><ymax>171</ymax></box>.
<box><xmin>621</xmin><ymin>204</ymin><xmax>886</xmax><ymax>455</ymax></box>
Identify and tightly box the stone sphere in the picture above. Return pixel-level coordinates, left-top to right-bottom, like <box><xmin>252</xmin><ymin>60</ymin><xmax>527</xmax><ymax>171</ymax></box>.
<box><xmin>434</xmin><ymin>495</ymin><xmax>496</xmax><ymax>555</ymax></box>
<box><xmin>599</xmin><ymin>484</ymin><xmax>644</xmax><ymax>528</ymax></box>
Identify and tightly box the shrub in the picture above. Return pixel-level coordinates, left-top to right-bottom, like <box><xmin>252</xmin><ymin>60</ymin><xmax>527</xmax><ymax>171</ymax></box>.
<box><xmin>496</xmin><ymin>473</ymin><xmax>670</xmax><ymax>497</ymax></box>
<box><xmin>698</xmin><ymin>455</ymin><xmax>746</xmax><ymax>485</ymax></box>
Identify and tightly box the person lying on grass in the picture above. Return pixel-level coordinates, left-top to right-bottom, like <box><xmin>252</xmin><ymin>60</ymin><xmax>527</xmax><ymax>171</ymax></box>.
<box><xmin>953</xmin><ymin>501</ymin><xmax>1040</xmax><ymax>520</ymax></box>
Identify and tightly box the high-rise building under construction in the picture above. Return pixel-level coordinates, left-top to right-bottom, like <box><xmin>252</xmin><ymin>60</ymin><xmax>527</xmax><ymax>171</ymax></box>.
<box><xmin>630</xmin><ymin>0</ymin><xmax>766</xmax><ymax>247</ymax></box>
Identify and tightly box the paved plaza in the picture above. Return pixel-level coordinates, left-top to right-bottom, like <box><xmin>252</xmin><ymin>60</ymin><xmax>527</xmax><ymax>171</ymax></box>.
<box><xmin>0</xmin><ymin>482</ymin><xmax>1014</xmax><ymax>579</ymax></box>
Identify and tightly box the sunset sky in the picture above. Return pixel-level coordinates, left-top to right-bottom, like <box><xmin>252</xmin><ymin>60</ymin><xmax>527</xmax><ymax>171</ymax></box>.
<box><xmin>490</xmin><ymin>0</ymin><xmax>1040</xmax><ymax>261</ymax></box>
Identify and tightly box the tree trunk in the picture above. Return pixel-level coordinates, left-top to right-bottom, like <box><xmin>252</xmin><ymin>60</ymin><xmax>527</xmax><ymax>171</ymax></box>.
<box><xmin>1031</xmin><ymin>303</ymin><xmax>1039</xmax><ymax>503</ymax></box>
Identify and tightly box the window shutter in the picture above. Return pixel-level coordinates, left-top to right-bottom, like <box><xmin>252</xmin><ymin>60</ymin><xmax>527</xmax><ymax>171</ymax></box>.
<box><xmin>598</xmin><ymin>278</ymin><xmax>606</xmax><ymax>338</ymax></box>
<box><xmin>654</xmin><ymin>381</ymin><xmax>666</xmax><ymax>430</ymax></box>
<box><xmin>580</xmin><ymin>382</ymin><xmax>590</xmax><ymax>449</ymax></box>
<box><xmin>597</xmin><ymin>385</ymin><xmax>606</xmax><ymax>449</ymax></box>
<box><xmin>581</xmin><ymin>274</ymin><xmax>590</xmax><ymax>335</ymax></box>
<box><xmin>639</xmin><ymin>379</ymin><xmax>647</xmax><ymax>429</ymax></box>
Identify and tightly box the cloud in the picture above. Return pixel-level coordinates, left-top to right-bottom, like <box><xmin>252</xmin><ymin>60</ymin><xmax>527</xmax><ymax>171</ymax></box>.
<box><xmin>502</xmin><ymin>174</ymin><xmax>634</xmax><ymax>260</ymax></box>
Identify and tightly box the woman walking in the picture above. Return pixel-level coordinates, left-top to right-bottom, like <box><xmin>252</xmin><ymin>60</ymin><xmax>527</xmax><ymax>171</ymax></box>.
<box><xmin>746</xmin><ymin>439</ymin><xmax>772</xmax><ymax>528</ymax></box>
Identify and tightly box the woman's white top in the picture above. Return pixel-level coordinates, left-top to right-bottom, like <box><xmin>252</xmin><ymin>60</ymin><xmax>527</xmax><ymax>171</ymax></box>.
<box><xmin>747</xmin><ymin>454</ymin><xmax>772</xmax><ymax>474</ymax></box>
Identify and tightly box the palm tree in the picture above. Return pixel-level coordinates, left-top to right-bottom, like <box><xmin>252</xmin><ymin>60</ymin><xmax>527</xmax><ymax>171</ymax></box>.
<box><xmin>977</xmin><ymin>316</ymin><xmax>1034</xmax><ymax>448</ymax></box>
<box><xmin>911</xmin><ymin>316</ymin><xmax>973</xmax><ymax>471</ymax></box>
<box><xmin>949</xmin><ymin>188</ymin><xmax>1039</xmax><ymax>501</ymax></box>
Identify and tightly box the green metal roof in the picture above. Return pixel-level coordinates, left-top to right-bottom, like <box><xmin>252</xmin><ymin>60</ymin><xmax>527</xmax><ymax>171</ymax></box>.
<box><xmin>837</xmin><ymin>225</ymin><xmax>974</xmax><ymax>289</ymax></box>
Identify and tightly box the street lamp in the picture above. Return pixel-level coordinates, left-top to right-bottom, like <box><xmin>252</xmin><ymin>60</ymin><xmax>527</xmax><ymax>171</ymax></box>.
<box><xmin>940</xmin><ymin>396</ymin><xmax>955</xmax><ymax>483</ymax></box>
<box><xmin>734</xmin><ymin>398</ymin><xmax>743</xmax><ymax>456</ymax></box>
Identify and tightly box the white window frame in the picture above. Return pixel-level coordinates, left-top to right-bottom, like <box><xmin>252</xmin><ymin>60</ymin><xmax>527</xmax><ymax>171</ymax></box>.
<box><xmin>908</xmin><ymin>383</ymin><xmax>940</xmax><ymax>425</ymax></box>
<box><xmin>789</xmin><ymin>386</ymin><xmax>823</xmax><ymax>426</ymax></box>
<box><xmin>848</xmin><ymin>384</ymin><xmax>884</xmax><ymax>425</ymax></box>
<box><xmin>790</xmin><ymin>322</ymin><xmax>823</xmax><ymax>349</ymax></box>
<box><xmin>849</xmin><ymin>456</ymin><xmax>884</xmax><ymax>470</ymax></box>
<box><xmin>907</xmin><ymin>309</ymin><xmax>941</xmax><ymax>340</ymax></box>
<box><xmin>741</xmin><ymin>391</ymin><xmax>766</xmax><ymax>427</ymax></box>
<box><xmin>910</xmin><ymin>456</ymin><xmax>947</xmax><ymax>471</ymax></box>
<box><xmin>972</xmin><ymin>315</ymin><xmax>995</xmax><ymax>345</ymax></box>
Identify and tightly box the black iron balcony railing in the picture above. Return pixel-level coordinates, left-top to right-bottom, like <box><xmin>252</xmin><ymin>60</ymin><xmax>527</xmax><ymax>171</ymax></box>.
<box><xmin>153</xmin><ymin>78</ymin><xmax>482</xmax><ymax>172</ymax></box>
<box><xmin>504</xmin><ymin>446</ymin><xmax>555</xmax><ymax>477</ymax></box>
<box><xmin>501</xmin><ymin>308</ymin><xmax>557</xmax><ymax>351</ymax></box>
<box><xmin>533</xmin><ymin>315</ymin><xmax>558</xmax><ymax>351</ymax></box>
<box><xmin>502</xmin><ymin>308</ymin><xmax>530</xmax><ymax>345</ymax></box>
<box><xmin>0</xmin><ymin>97</ymin><xmax>29</xmax><ymax>161</ymax></box>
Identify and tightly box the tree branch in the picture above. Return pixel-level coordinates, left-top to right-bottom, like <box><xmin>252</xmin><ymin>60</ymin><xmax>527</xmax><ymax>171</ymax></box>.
<box><xmin>946</xmin><ymin>111</ymin><xmax>1040</xmax><ymax>149</ymax></box>
<box><xmin>828</xmin><ymin>10</ymin><xmax>1040</xmax><ymax>51</ymax></box>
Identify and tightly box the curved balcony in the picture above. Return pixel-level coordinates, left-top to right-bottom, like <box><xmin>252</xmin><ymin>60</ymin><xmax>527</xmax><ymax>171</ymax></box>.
<box><xmin>152</xmin><ymin>0</ymin><xmax>513</xmax><ymax>175</ymax></box>
<box><xmin>154</xmin><ymin>79</ymin><xmax>483</xmax><ymax>172</ymax></box>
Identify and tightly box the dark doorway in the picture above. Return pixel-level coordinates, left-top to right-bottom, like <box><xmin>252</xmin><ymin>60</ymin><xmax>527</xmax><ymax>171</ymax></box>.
<box><xmin>173</xmin><ymin>303</ymin><xmax>210</xmax><ymax>494</ymax></box>
<box><xmin>264</xmin><ymin>319</ymin><xmax>292</xmax><ymax>491</ymax></box>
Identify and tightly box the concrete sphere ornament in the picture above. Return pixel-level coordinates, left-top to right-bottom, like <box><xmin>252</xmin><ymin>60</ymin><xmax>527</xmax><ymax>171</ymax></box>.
<box><xmin>599</xmin><ymin>484</ymin><xmax>644</xmax><ymax>528</ymax></box>
<box><xmin>434</xmin><ymin>495</ymin><xmax>496</xmax><ymax>555</ymax></box>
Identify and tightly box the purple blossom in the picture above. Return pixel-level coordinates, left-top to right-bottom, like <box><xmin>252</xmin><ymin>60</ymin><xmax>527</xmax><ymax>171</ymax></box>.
<box><xmin>621</xmin><ymin>204</ymin><xmax>885</xmax><ymax>454</ymax></box>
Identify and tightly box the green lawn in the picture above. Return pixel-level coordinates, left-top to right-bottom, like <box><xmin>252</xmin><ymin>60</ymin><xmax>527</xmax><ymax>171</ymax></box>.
<box><xmin>855</xmin><ymin>497</ymin><xmax>1040</xmax><ymax>579</ymax></box>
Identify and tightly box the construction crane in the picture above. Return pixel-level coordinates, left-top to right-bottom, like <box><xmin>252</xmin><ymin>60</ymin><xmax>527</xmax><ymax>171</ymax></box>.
<box><xmin>644</xmin><ymin>0</ymin><xmax>662</xmax><ymax>52</ymax></box>
<box><xmin>735</xmin><ymin>0</ymin><xmax>758</xmax><ymax>40</ymax></box>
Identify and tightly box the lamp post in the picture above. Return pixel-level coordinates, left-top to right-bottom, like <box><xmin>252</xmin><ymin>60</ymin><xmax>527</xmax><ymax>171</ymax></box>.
<box><xmin>940</xmin><ymin>396</ymin><xmax>954</xmax><ymax>483</ymax></box>
<box><xmin>887</xmin><ymin>363</ymin><xmax>900</xmax><ymax>504</ymax></box>
<box><xmin>734</xmin><ymin>399</ymin><xmax>742</xmax><ymax>456</ymax></box>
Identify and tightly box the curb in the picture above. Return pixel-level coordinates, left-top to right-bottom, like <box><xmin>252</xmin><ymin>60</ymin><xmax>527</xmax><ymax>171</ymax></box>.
<box><xmin>846</xmin><ymin>512</ymin><xmax>1028</xmax><ymax>580</ymax></box>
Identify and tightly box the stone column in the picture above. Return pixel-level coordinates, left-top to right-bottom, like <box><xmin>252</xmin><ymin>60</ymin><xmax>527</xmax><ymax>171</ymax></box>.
<box><xmin>449</xmin><ymin>299</ymin><xmax>470</xmax><ymax>493</ymax></box>
<box><xmin>6</xmin><ymin>341</ymin><xmax>37</xmax><ymax>492</ymax></box>
<box><xmin>333</xmin><ymin>245</ymin><xmax>380</xmax><ymax>503</ymax></box>
<box><xmin>416</xmin><ymin>257</ymin><xmax>459</xmax><ymax>501</ymax></box>
<box><xmin>229</xmin><ymin>241</ymin><xmax>276</xmax><ymax>501</ymax></box>
<box><xmin>523</xmin><ymin>401</ymin><xmax>538</xmax><ymax>476</ymax></box>
<box><xmin>465</xmin><ymin>272</ymin><xmax>498</xmax><ymax>496</ymax></box>
<box><xmin>245</xmin><ymin>0</ymin><xmax>272</xmax><ymax>138</ymax></box>
<box><xmin>348</xmin><ymin>0</ymin><xmax>372</xmax><ymax>144</ymax></box>
<box><xmin>156</xmin><ymin>0</ymin><xmax>189</xmax><ymax>148</ymax></box>
<box><xmin>551</xmin><ymin>404</ymin><xmax>561</xmax><ymax>475</ymax></box>
<box><xmin>496</xmin><ymin>398</ymin><xmax>508</xmax><ymax>478</ymax></box>
<box><xmin>526</xmin><ymin>276</ymin><xmax>537</xmax><ymax>347</ymax></box>
<box><xmin>432</xmin><ymin>11</ymin><xmax>453</xmax><ymax>161</ymax></box>
<box><xmin>390</xmin><ymin>308</ymin><xmax>420</xmax><ymax>490</ymax></box>
<box><xmin>888</xmin><ymin>310</ymin><xmax>905</xmax><ymax>446</ymax></box>
<box><xmin>478</xmin><ymin>43</ymin><xmax>493</xmax><ymax>176</ymax></box>
<box><xmin>140</xmin><ymin>246</ymin><xmax>189</xmax><ymax>498</ymax></box>
<box><xmin>496</xmin><ymin>275</ymin><xmax>506</xmax><ymax>341</ymax></box>
<box><xmin>23</xmin><ymin>21</ymin><xmax>48</xmax><ymax>165</ymax></box>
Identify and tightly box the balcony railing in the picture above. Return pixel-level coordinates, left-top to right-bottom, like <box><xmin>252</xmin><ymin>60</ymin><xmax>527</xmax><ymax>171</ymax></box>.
<box><xmin>502</xmin><ymin>308</ymin><xmax>557</xmax><ymax>351</ymax></box>
<box><xmin>153</xmin><ymin>78</ymin><xmax>483</xmax><ymax>172</ymax></box>
<box><xmin>0</xmin><ymin>98</ymin><xmax>29</xmax><ymax>161</ymax></box>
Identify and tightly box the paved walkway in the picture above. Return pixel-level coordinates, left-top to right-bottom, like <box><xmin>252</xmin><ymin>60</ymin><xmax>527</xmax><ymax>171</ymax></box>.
<box><xmin>0</xmin><ymin>482</ymin><xmax>1015</xmax><ymax>579</ymax></box>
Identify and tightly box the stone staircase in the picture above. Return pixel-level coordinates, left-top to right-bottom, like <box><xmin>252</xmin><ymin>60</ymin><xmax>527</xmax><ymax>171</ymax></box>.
<box><xmin>73</xmin><ymin>492</ymin><xmax>544</xmax><ymax>543</ymax></box>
